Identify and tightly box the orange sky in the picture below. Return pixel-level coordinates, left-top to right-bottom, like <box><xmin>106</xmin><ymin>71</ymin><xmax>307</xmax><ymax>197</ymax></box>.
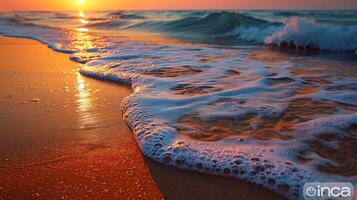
<box><xmin>1</xmin><ymin>0</ymin><xmax>356</xmax><ymax>11</ymax></box>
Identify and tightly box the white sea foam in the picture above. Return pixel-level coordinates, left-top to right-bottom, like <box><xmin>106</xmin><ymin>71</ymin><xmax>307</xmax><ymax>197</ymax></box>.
<box><xmin>265</xmin><ymin>17</ymin><xmax>357</xmax><ymax>51</ymax></box>
<box><xmin>78</xmin><ymin>38</ymin><xmax>357</xmax><ymax>199</ymax></box>
<box><xmin>226</xmin><ymin>17</ymin><xmax>357</xmax><ymax>52</ymax></box>
<box><xmin>1</xmin><ymin>11</ymin><xmax>357</xmax><ymax>199</ymax></box>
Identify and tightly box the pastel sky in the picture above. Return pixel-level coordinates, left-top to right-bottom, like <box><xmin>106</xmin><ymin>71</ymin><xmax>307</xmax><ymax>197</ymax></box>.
<box><xmin>1</xmin><ymin>0</ymin><xmax>357</xmax><ymax>11</ymax></box>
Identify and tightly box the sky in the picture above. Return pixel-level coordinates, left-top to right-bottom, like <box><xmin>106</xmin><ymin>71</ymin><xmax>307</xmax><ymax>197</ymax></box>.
<box><xmin>0</xmin><ymin>0</ymin><xmax>357</xmax><ymax>11</ymax></box>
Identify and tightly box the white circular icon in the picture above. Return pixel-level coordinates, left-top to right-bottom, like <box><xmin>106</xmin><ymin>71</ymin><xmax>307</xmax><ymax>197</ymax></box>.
<box><xmin>305</xmin><ymin>186</ymin><xmax>317</xmax><ymax>197</ymax></box>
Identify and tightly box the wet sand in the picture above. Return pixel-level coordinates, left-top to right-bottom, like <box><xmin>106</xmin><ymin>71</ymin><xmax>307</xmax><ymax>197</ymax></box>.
<box><xmin>0</xmin><ymin>36</ymin><xmax>284</xmax><ymax>200</ymax></box>
<box><xmin>0</xmin><ymin>36</ymin><xmax>162</xmax><ymax>199</ymax></box>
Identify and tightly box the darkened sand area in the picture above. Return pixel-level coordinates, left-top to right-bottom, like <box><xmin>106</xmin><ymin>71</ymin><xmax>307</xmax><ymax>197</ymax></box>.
<box><xmin>0</xmin><ymin>36</ymin><xmax>284</xmax><ymax>200</ymax></box>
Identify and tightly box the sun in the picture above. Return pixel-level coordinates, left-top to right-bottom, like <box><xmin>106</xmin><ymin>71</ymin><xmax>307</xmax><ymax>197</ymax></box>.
<box><xmin>76</xmin><ymin>0</ymin><xmax>85</xmax><ymax>5</ymax></box>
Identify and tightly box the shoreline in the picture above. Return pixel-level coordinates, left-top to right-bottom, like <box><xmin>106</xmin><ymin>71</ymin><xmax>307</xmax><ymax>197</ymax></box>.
<box><xmin>0</xmin><ymin>35</ymin><xmax>284</xmax><ymax>200</ymax></box>
<box><xmin>0</xmin><ymin>35</ymin><xmax>163</xmax><ymax>199</ymax></box>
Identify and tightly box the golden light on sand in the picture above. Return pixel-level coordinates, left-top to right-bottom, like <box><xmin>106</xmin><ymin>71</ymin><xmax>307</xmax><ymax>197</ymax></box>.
<box><xmin>76</xmin><ymin>72</ymin><xmax>97</xmax><ymax>129</ymax></box>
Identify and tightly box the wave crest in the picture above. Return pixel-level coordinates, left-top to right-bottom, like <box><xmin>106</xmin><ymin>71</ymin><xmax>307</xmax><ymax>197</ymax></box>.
<box><xmin>3</xmin><ymin>11</ymin><xmax>357</xmax><ymax>52</ymax></box>
<box><xmin>159</xmin><ymin>11</ymin><xmax>269</xmax><ymax>35</ymax></box>
<box><xmin>265</xmin><ymin>17</ymin><xmax>357</xmax><ymax>51</ymax></box>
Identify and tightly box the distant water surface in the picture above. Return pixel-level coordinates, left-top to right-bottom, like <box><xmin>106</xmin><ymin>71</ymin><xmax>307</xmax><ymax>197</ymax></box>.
<box><xmin>0</xmin><ymin>10</ymin><xmax>356</xmax><ymax>199</ymax></box>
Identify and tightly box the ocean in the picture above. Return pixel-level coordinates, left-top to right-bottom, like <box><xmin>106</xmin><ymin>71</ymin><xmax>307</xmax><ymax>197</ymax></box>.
<box><xmin>0</xmin><ymin>10</ymin><xmax>356</xmax><ymax>199</ymax></box>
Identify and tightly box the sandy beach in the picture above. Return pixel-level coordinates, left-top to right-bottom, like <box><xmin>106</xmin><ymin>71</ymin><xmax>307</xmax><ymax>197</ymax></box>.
<box><xmin>0</xmin><ymin>36</ymin><xmax>163</xmax><ymax>199</ymax></box>
<box><xmin>0</xmin><ymin>36</ymin><xmax>284</xmax><ymax>200</ymax></box>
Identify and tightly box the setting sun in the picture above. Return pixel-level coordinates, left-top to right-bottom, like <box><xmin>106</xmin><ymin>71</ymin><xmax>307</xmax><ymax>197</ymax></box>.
<box><xmin>77</xmin><ymin>0</ymin><xmax>85</xmax><ymax>5</ymax></box>
<box><xmin>1</xmin><ymin>0</ymin><xmax>357</xmax><ymax>10</ymax></box>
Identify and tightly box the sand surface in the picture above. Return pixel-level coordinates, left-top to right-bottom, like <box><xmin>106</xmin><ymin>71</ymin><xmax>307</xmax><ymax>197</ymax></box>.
<box><xmin>0</xmin><ymin>36</ymin><xmax>284</xmax><ymax>200</ymax></box>
<box><xmin>0</xmin><ymin>36</ymin><xmax>163</xmax><ymax>199</ymax></box>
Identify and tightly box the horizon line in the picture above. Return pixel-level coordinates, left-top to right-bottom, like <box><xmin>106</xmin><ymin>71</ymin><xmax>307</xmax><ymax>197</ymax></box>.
<box><xmin>1</xmin><ymin>8</ymin><xmax>357</xmax><ymax>12</ymax></box>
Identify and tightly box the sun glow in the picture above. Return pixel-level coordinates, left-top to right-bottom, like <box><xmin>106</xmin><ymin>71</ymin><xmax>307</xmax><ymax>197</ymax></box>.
<box><xmin>76</xmin><ymin>0</ymin><xmax>85</xmax><ymax>5</ymax></box>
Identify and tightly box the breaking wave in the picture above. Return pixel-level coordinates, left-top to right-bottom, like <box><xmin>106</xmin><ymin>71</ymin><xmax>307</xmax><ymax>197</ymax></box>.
<box><xmin>85</xmin><ymin>11</ymin><xmax>357</xmax><ymax>52</ymax></box>
<box><xmin>1</xmin><ymin>10</ymin><xmax>357</xmax><ymax>200</ymax></box>
<box><xmin>2</xmin><ymin>11</ymin><xmax>357</xmax><ymax>51</ymax></box>
<box><xmin>265</xmin><ymin>17</ymin><xmax>357</xmax><ymax>51</ymax></box>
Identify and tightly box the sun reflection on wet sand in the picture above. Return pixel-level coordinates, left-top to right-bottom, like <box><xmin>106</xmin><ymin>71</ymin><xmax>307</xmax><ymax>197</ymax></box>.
<box><xmin>72</xmin><ymin>11</ymin><xmax>99</xmax><ymax>129</ymax></box>
<box><xmin>76</xmin><ymin>72</ymin><xmax>98</xmax><ymax>129</ymax></box>
<box><xmin>0</xmin><ymin>36</ymin><xmax>165</xmax><ymax>200</ymax></box>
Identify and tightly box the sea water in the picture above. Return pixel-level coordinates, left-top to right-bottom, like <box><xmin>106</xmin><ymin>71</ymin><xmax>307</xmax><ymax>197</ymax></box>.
<box><xmin>0</xmin><ymin>10</ymin><xmax>356</xmax><ymax>199</ymax></box>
